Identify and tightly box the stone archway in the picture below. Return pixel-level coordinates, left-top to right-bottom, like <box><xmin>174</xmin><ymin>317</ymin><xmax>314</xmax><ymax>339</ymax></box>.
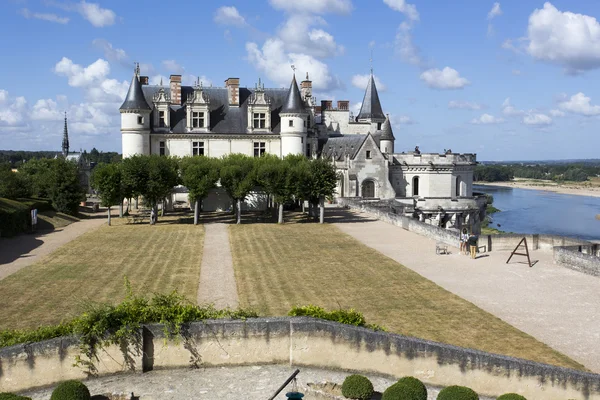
<box><xmin>362</xmin><ymin>180</ymin><xmax>375</xmax><ymax>198</ymax></box>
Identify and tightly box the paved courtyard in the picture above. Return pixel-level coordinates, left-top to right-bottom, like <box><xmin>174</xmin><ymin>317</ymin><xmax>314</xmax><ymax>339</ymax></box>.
<box><xmin>333</xmin><ymin>209</ymin><xmax>600</xmax><ymax>373</ymax></box>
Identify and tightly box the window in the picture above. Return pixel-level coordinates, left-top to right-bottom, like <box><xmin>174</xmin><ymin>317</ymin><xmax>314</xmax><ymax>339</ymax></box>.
<box><xmin>413</xmin><ymin>176</ymin><xmax>420</xmax><ymax>196</ymax></box>
<box><xmin>159</xmin><ymin>141</ymin><xmax>165</xmax><ymax>156</ymax></box>
<box><xmin>193</xmin><ymin>141</ymin><xmax>204</xmax><ymax>156</ymax></box>
<box><xmin>384</xmin><ymin>146</ymin><xmax>388</xmax><ymax>153</ymax></box>
<box><xmin>366</xmin><ymin>150</ymin><xmax>372</xmax><ymax>159</ymax></box>
<box><xmin>307</xmin><ymin>115</ymin><xmax>311</xmax><ymax>127</ymax></box>
<box><xmin>306</xmin><ymin>143</ymin><xmax>311</xmax><ymax>157</ymax></box>
<box><xmin>377</xmin><ymin>122</ymin><xmax>382</xmax><ymax>130</ymax></box>
<box><xmin>253</xmin><ymin>142</ymin><xmax>266</xmax><ymax>157</ymax></box>
<box><xmin>159</xmin><ymin>111</ymin><xmax>166</xmax><ymax>128</ymax></box>
<box><xmin>137</xmin><ymin>116</ymin><xmax>143</xmax><ymax>125</ymax></box>
<box><xmin>253</xmin><ymin>113</ymin><xmax>266</xmax><ymax>129</ymax></box>
<box><xmin>288</xmin><ymin>119</ymin><xmax>294</xmax><ymax>127</ymax></box>
<box><xmin>192</xmin><ymin>112</ymin><xmax>205</xmax><ymax>128</ymax></box>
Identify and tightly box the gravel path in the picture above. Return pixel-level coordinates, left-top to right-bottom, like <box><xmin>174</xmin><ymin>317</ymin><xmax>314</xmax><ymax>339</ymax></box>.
<box><xmin>0</xmin><ymin>217</ymin><xmax>106</xmax><ymax>281</ymax></box>
<box><xmin>197</xmin><ymin>223</ymin><xmax>239</xmax><ymax>309</ymax></box>
<box><xmin>333</xmin><ymin>208</ymin><xmax>600</xmax><ymax>373</ymax></box>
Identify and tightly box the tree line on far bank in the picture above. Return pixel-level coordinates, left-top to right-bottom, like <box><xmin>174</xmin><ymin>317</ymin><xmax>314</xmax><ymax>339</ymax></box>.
<box><xmin>91</xmin><ymin>154</ymin><xmax>338</xmax><ymax>226</ymax></box>
<box><xmin>475</xmin><ymin>163</ymin><xmax>600</xmax><ymax>183</ymax></box>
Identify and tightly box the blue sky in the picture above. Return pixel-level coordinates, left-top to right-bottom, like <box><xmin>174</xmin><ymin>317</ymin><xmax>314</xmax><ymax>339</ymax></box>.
<box><xmin>1</xmin><ymin>0</ymin><xmax>600</xmax><ymax>161</ymax></box>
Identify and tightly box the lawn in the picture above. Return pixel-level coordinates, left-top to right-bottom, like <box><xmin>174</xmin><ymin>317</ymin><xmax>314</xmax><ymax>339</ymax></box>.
<box><xmin>0</xmin><ymin>216</ymin><xmax>204</xmax><ymax>330</ymax></box>
<box><xmin>229</xmin><ymin>223</ymin><xmax>584</xmax><ymax>370</ymax></box>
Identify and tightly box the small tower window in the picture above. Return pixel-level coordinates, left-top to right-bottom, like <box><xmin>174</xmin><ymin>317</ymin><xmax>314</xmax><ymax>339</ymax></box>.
<box><xmin>253</xmin><ymin>113</ymin><xmax>266</xmax><ymax>129</ymax></box>
<box><xmin>289</xmin><ymin>120</ymin><xmax>294</xmax><ymax>127</ymax></box>
<box><xmin>159</xmin><ymin>141</ymin><xmax>166</xmax><ymax>156</ymax></box>
<box><xmin>137</xmin><ymin>116</ymin><xmax>144</xmax><ymax>125</ymax></box>
<box><xmin>377</xmin><ymin>122</ymin><xmax>382</xmax><ymax>130</ymax></box>
<box><xmin>159</xmin><ymin>111</ymin><xmax>166</xmax><ymax>128</ymax></box>
<box><xmin>193</xmin><ymin>141</ymin><xmax>204</xmax><ymax>156</ymax></box>
<box><xmin>192</xmin><ymin>112</ymin><xmax>205</xmax><ymax>128</ymax></box>
<box><xmin>366</xmin><ymin>150</ymin><xmax>372</xmax><ymax>159</ymax></box>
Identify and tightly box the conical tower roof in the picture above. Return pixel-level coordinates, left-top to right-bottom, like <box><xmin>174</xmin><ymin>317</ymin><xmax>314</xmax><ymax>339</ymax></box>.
<box><xmin>281</xmin><ymin>74</ymin><xmax>306</xmax><ymax>114</ymax></box>
<box><xmin>357</xmin><ymin>73</ymin><xmax>385</xmax><ymax>121</ymax></box>
<box><xmin>120</xmin><ymin>73</ymin><xmax>151</xmax><ymax>112</ymax></box>
<box><xmin>380</xmin><ymin>114</ymin><xmax>395</xmax><ymax>140</ymax></box>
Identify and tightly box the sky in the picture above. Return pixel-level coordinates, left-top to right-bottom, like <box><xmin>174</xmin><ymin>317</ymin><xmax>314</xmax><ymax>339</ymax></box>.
<box><xmin>1</xmin><ymin>0</ymin><xmax>600</xmax><ymax>161</ymax></box>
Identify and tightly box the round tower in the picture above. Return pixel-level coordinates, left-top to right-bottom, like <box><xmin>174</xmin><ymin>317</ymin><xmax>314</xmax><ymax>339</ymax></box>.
<box><xmin>280</xmin><ymin>74</ymin><xmax>308</xmax><ymax>157</ymax></box>
<box><xmin>379</xmin><ymin>114</ymin><xmax>395</xmax><ymax>155</ymax></box>
<box><xmin>120</xmin><ymin>64</ymin><xmax>152</xmax><ymax>158</ymax></box>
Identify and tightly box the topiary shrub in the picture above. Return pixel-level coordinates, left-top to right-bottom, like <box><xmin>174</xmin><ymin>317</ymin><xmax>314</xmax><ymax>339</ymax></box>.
<box><xmin>50</xmin><ymin>380</ymin><xmax>90</xmax><ymax>400</ymax></box>
<box><xmin>497</xmin><ymin>394</ymin><xmax>527</xmax><ymax>400</ymax></box>
<box><xmin>382</xmin><ymin>376</ymin><xmax>427</xmax><ymax>400</ymax></box>
<box><xmin>0</xmin><ymin>394</ymin><xmax>32</xmax><ymax>400</ymax></box>
<box><xmin>341</xmin><ymin>374</ymin><xmax>374</xmax><ymax>400</ymax></box>
<box><xmin>437</xmin><ymin>385</ymin><xmax>478</xmax><ymax>400</ymax></box>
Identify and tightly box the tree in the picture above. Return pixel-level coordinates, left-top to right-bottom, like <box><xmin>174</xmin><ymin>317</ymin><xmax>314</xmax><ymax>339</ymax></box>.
<box><xmin>0</xmin><ymin>164</ymin><xmax>32</xmax><ymax>199</ymax></box>
<box><xmin>122</xmin><ymin>155</ymin><xmax>150</xmax><ymax>211</ymax></box>
<box><xmin>141</xmin><ymin>155</ymin><xmax>179</xmax><ymax>224</ymax></box>
<box><xmin>46</xmin><ymin>158</ymin><xmax>86</xmax><ymax>215</ymax></box>
<box><xmin>308</xmin><ymin>158</ymin><xmax>338</xmax><ymax>223</ymax></box>
<box><xmin>19</xmin><ymin>158</ymin><xmax>54</xmax><ymax>198</ymax></box>
<box><xmin>91</xmin><ymin>163</ymin><xmax>124</xmax><ymax>226</ymax></box>
<box><xmin>180</xmin><ymin>156</ymin><xmax>221</xmax><ymax>225</ymax></box>
<box><xmin>219</xmin><ymin>154</ymin><xmax>256</xmax><ymax>224</ymax></box>
<box><xmin>256</xmin><ymin>155</ymin><xmax>292</xmax><ymax>223</ymax></box>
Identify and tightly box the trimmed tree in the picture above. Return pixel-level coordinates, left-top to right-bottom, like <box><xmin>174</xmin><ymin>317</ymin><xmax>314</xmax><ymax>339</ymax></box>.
<box><xmin>219</xmin><ymin>154</ymin><xmax>256</xmax><ymax>224</ymax></box>
<box><xmin>122</xmin><ymin>155</ymin><xmax>150</xmax><ymax>211</ymax></box>
<box><xmin>180</xmin><ymin>156</ymin><xmax>221</xmax><ymax>225</ymax></box>
<box><xmin>141</xmin><ymin>155</ymin><xmax>179</xmax><ymax>225</ymax></box>
<box><xmin>91</xmin><ymin>163</ymin><xmax>123</xmax><ymax>226</ymax></box>
<box><xmin>256</xmin><ymin>155</ymin><xmax>292</xmax><ymax>223</ymax></box>
<box><xmin>47</xmin><ymin>158</ymin><xmax>86</xmax><ymax>216</ymax></box>
<box><xmin>308</xmin><ymin>158</ymin><xmax>338</xmax><ymax>223</ymax></box>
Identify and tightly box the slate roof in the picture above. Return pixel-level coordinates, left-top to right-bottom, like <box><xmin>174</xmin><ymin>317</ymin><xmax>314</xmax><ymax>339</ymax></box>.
<box><xmin>120</xmin><ymin>75</ymin><xmax>152</xmax><ymax>112</ymax></box>
<box><xmin>141</xmin><ymin>85</ymin><xmax>290</xmax><ymax>134</ymax></box>
<box><xmin>281</xmin><ymin>75</ymin><xmax>306</xmax><ymax>114</ymax></box>
<box><xmin>380</xmin><ymin>115</ymin><xmax>395</xmax><ymax>140</ymax></box>
<box><xmin>357</xmin><ymin>73</ymin><xmax>385</xmax><ymax>121</ymax></box>
<box><xmin>319</xmin><ymin>135</ymin><xmax>368</xmax><ymax>161</ymax></box>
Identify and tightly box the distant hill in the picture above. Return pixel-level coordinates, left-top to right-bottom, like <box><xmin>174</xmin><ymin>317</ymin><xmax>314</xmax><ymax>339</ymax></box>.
<box><xmin>0</xmin><ymin>149</ymin><xmax>121</xmax><ymax>166</ymax></box>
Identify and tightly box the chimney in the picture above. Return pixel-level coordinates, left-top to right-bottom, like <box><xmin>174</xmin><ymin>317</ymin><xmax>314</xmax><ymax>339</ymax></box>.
<box><xmin>170</xmin><ymin>75</ymin><xmax>182</xmax><ymax>105</ymax></box>
<box><xmin>321</xmin><ymin>100</ymin><xmax>332</xmax><ymax>110</ymax></box>
<box><xmin>337</xmin><ymin>100</ymin><xmax>349</xmax><ymax>110</ymax></box>
<box><xmin>225</xmin><ymin>78</ymin><xmax>240</xmax><ymax>106</ymax></box>
<box><xmin>139</xmin><ymin>76</ymin><xmax>149</xmax><ymax>85</ymax></box>
<box><xmin>301</xmin><ymin>72</ymin><xmax>312</xmax><ymax>100</ymax></box>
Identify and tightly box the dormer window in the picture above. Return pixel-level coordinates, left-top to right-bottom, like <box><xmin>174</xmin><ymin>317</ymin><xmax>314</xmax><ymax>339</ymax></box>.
<box><xmin>159</xmin><ymin>111</ymin><xmax>166</xmax><ymax>128</ymax></box>
<box><xmin>192</xmin><ymin>112</ymin><xmax>205</xmax><ymax>128</ymax></box>
<box><xmin>186</xmin><ymin>84</ymin><xmax>211</xmax><ymax>132</ymax></box>
<box><xmin>137</xmin><ymin>116</ymin><xmax>144</xmax><ymax>125</ymax></box>
<box><xmin>253</xmin><ymin>113</ymin><xmax>266</xmax><ymax>129</ymax></box>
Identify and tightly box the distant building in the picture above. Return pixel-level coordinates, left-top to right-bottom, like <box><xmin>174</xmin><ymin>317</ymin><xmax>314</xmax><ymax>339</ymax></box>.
<box><xmin>120</xmin><ymin>64</ymin><xmax>486</xmax><ymax>232</ymax></box>
<box><xmin>58</xmin><ymin>113</ymin><xmax>93</xmax><ymax>193</ymax></box>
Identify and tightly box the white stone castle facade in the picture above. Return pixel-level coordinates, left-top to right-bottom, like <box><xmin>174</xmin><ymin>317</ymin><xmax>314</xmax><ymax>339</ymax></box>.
<box><xmin>120</xmin><ymin>66</ymin><xmax>486</xmax><ymax>232</ymax></box>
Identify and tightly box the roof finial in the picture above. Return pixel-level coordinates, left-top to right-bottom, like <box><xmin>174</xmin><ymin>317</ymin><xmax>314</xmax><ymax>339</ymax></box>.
<box><xmin>291</xmin><ymin>64</ymin><xmax>296</xmax><ymax>76</ymax></box>
<box><xmin>160</xmin><ymin>77</ymin><xmax>163</xmax><ymax>87</ymax></box>
<box><xmin>135</xmin><ymin>62</ymin><xmax>140</xmax><ymax>77</ymax></box>
<box><xmin>306</xmin><ymin>72</ymin><xmax>309</xmax><ymax>80</ymax></box>
<box><xmin>370</xmin><ymin>48</ymin><xmax>374</xmax><ymax>75</ymax></box>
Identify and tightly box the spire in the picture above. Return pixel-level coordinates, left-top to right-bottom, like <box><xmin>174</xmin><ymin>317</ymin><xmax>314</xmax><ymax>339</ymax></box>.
<box><xmin>380</xmin><ymin>114</ymin><xmax>395</xmax><ymax>141</ymax></box>
<box><xmin>62</xmin><ymin>111</ymin><xmax>69</xmax><ymax>158</ymax></box>
<box><xmin>357</xmin><ymin>72</ymin><xmax>385</xmax><ymax>121</ymax></box>
<box><xmin>281</xmin><ymin>74</ymin><xmax>306</xmax><ymax>114</ymax></box>
<box><xmin>120</xmin><ymin>67</ymin><xmax>151</xmax><ymax>112</ymax></box>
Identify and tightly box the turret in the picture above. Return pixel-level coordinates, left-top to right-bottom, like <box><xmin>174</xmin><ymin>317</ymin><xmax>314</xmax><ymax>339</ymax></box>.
<box><xmin>62</xmin><ymin>112</ymin><xmax>69</xmax><ymax>158</ymax></box>
<box><xmin>379</xmin><ymin>114</ymin><xmax>395</xmax><ymax>155</ymax></box>
<box><xmin>120</xmin><ymin>63</ymin><xmax>151</xmax><ymax>158</ymax></box>
<box><xmin>280</xmin><ymin>73</ymin><xmax>308</xmax><ymax>157</ymax></box>
<box><xmin>357</xmin><ymin>71</ymin><xmax>385</xmax><ymax>131</ymax></box>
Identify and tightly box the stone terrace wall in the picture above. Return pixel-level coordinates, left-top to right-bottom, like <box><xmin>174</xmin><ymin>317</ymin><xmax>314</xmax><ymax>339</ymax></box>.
<box><xmin>2</xmin><ymin>318</ymin><xmax>600</xmax><ymax>399</ymax></box>
<box><xmin>338</xmin><ymin>198</ymin><xmax>600</xmax><ymax>277</ymax></box>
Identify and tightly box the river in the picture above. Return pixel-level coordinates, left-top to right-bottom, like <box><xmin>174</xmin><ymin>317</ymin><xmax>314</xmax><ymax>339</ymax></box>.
<box><xmin>473</xmin><ymin>185</ymin><xmax>600</xmax><ymax>241</ymax></box>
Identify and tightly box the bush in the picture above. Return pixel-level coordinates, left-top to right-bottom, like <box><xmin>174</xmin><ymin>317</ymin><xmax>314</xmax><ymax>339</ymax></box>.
<box><xmin>437</xmin><ymin>386</ymin><xmax>478</xmax><ymax>400</ymax></box>
<box><xmin>0</xmin><ymin>394</ymin><xmax>32</xmax><ymax>400</ymax></box>
<box><xmin>17</xmin><ymin>198</ymin><xmax>54</xmax><ymax>212</ymax></box>
<box><xmin>382</xmin><ymin>377</ymin><xmax>427</xmax><ymax>400</ymax></box>
<box><xmin>341</xmin><ymin>375</ymin><xmax>374</xmax><ymax>400</ymax></box>
<box><xmin>496</xmin><ymin>394</ymin><xmax>527</xmax><ymax>400</ymax></box>
<box><xmin>50</xmin><ymin>380</ymin><xmax>90</xmax><ymax>400</ymax></box>
<box><xmin>288</xmin><ymin>305</ymin><xmax>385</xmax><ymax>331</ymax></box>
<box><xmin>0</xmin><ymin>198</ymin><xmax>30</xmax><ymax>237</ymax></box>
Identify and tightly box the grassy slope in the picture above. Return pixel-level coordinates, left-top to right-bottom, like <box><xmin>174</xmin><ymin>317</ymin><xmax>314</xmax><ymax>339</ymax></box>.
<box><xmin>230</xmin><ymin>223</ymin><xmax>583</xmax><ymax>370</ymax></box>
<box><xmin>0</xmin><ymin>218</ymin><xmax>204</xmax><ymax>329</ymax></box>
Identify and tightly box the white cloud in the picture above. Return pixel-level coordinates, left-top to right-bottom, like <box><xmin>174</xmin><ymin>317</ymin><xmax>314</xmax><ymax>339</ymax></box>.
<box><xmin>488</xmin><ymin>3</ymin><xmax>502</xmax><ymax>19</ymax></box>
<box><xmin>526</xmin><ymin>2</ymin><xmax>600</xmax><ymax>74</ymax></box>
<box><xmin>383</xmin><ymin>0</ymin><xmax>419</xmax><ymax>22</ymax></box>
<box><xmin>19</xmin><ymin>8</ymin><xmax>69</xmax><ymax>24</ymax></box>
<box><xmin>214</xmin><ymin>6</ymin><xmax>247</xmax><ymax>27</ymax></box>
<box><xmin>161</xmin><ymin>60</ymin><xmax>185</xmax><ymax>74</ymax></box>
<box><xmin>246</xmin><ymin>38</ymin><xmax>340</xmax><ymax>91</ymax></box>
<box><xmin>30</xmin><ymin>99</ymin><xmax>63</xmax><ymax>121</ymax></box>
<box><xmin>448</xmin><ymin>100</ymin><xmax>483</xmax><ymax>110</ymax></box>
<box><xmin>420</xmin><ymin>67</ymin><xmax>470</xmax><ymax>89</ymax></box>
<box><xmin>394</xmin><ymin>21</ymin><xmax>426</xmax><ymax>67</ymax></box>
<box><xmin>395</xmin><ymin>115</ymin><xmax>416</xmax><ymax>125</ymax></box>
<box><xmin>92</xmin><ymin>39</ymin><xmax>128</xmax><ymax>66</ymax></box>
<box><xmin>502</xmin><ymin>97</ymin><xmax>525</xmax><ymax>116</ymax></box>
<box><xmin>351</xmin><ymin>74</ymin><xmax>386</xmax><ymax>91</ymax></box>
<box><xmin>501</xmin><ymin>39</ymin><xmax>520</xmax><ymax>53</ymax></box>
<box><xmin>278</xmin><ymin>15</ymin><xmax>343</xmax><ymax>58</ymax></box>
<box><xmin>549</xmin><ymin>109</ymin><xmax>565</xmax><ymax>117</ymax></box>
<box><xmin>523</xmin><ymin>112</ymin><xmax>552</xmax><ymax>126</ymax></box>
<box><xmin>559</xmin><ymin>92</ymin><xmax>600</xmax><ymax>116</ymax></box>
<box><xmin>0</xmin><ymin>90</ymin><xmax>8</xmax><ymax>104</ymax></box>
<box><xmin>470</xmin><ymin>113</ymin><xmax>505</xmax><ymax>125</ymax></box>
<box><xmin>78</xmin><ymin>1</ymin><xmax>116</xmax><ymax>27</ymax></box>
<box><xmin>268</xmin><ymin>0</ymin><xmax>352</xmax><ymax>15</ymax></box>
<box><xmin>54</xmin><ymin>57</ymin><xmax>110</xmax><ymax>87</ymax></box>
<box><xmin>0</xmin><ymin>93</ymin><xmax>28</xmax><ymax>127</ymax></box>
<box><xmin>512</xmin><ymin>69</ymin><xmax>522</xmax><ymax>75</ymax></box>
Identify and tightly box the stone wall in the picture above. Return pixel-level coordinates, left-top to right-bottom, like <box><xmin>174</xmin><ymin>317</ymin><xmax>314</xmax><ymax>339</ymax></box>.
<box><xmin>2</xmin><ymin>318</ymin><xmax>600</xmax><ymax>399</ymax></box>
<box><xmin>554</xmin><ymin>246</ymin><xmax>600</xmax><ymax>277</ymax></box>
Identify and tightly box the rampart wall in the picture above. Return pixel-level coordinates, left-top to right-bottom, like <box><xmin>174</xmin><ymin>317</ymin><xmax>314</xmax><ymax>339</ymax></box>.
<box><xmin>2</xmin><ymin>318</ymin><xmax>600</xmax><ymax>399</ymax></box>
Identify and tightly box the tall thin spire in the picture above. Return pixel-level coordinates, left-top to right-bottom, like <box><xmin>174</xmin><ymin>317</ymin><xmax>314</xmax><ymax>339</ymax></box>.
<box><xmin>62</xmin><ymin>111</ymin><xmax>69</xmax><ymax>158</ymax></box>
<box><xmin>357</xmin><ymin>73</ymin><xmax>385</xmax><ymax>121</ymax></box>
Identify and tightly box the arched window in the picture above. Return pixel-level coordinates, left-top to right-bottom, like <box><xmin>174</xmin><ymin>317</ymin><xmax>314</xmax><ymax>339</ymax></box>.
<box><xmin>412</xmin><ymin>176</ymin><xmax>419</xmax><ymax>196</ymax></box>
<box><xmin>362</xmin><ymin>180</ymin><xmax>375</xmax><ymax>198</ymax></box>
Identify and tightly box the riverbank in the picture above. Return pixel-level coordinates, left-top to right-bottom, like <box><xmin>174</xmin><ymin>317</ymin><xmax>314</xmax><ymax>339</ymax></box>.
<box><xmin>475</xmin><ymin>178</ymin><xmax>600</xmax><ymax>198</ymax></box>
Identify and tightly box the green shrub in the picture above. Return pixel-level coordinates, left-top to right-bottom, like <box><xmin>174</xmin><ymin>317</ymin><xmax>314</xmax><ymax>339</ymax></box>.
<box><xmin>0</xmin><ymin>394</ymin><xmax>33</xmax><ymax>400</ymax></box>
<box><xmin>341</xmin><ymin>375</ymin><xmax>374</xmax><ymax>400</ymax></box>
<box><xmin>382</xmin><ymin>377</ymin><xmax>427</xmax><ymax>400</ymax></box>
<box><xmin>17</xmin><ymin>197</ymin><xmax>54</xmax><ymax>212</ymax></box>
<box><xmin>496</xmin><ymin>394</ymin><xmax>527</xmax><ymax>400</ymax></box>
<box><xmin>50</xmin><ymin>380</ymin><xmax>90</xmax><ymax>400</ymax></box>
<box><xmin>437</xmin><ymin>386</ymin><xmax>478</xmax><ymax>400</ymax></box>
<box><xmin>288</xmin><ymin>305</ymin><xmax>385</xmax><ymax>331</ymax></box>
<box><xmin>0</xmin><ymin>198</ymin><xmax>30</xmax><ymax>237</ymax></box>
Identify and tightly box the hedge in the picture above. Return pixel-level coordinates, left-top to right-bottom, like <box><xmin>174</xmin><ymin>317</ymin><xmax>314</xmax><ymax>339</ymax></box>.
<box><xmin>496</xmin><ymin>394</ymin><xmax>527</xmax><ymax>400</ymax></box>
<box><xmin>0</xmin><ymin>394</ymin><xmax>32</xmax><ymax>400</ymax></box>
<box><xmin>382</xmin><ymin>377</ymin><xmax>427</xmax><ymax>400</ymax></box>
<box><xmin>50</xmin><ymin>380</ymin><xmax>90</xmax><ymax>400</ymax></box>
<box><xmin>342</xmin><ymin>375</ymin><xmax>374</xmax><ymax>400</ymax></box>
<box><xmin>437</xmin><ymin>386</ymin><xmax>478</xmax><ymax>400</ymax></box>
<box><xmin>17</xmin><ymin>197</ymin><xmax>54</xmax><ymax>213</ymax></box>
<box><xmin>0</xmin><ymin>198</ymin><xmax>30</xmax><ymax>237</ymax></box>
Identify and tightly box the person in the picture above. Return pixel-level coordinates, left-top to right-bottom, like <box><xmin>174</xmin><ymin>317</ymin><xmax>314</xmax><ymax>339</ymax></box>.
<box><xmin>460</xmin><ymin>228</ymin><xmax>469</xmax><ymax>255</ymax></box>
<box><xmin>467</xmin><ymin>232</ymin><xmax>478</xmax><ymax>259</ymax></box>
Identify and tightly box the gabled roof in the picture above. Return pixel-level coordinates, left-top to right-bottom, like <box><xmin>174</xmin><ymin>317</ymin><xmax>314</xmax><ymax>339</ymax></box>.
<box><xmin>280</xmin><ymin>75</ymin><xmax>306</xmax><ymax>114</ymax></box>
<box><xmin>319</xmin><ymin>135</ymin><xmax>368</xmax><ymax>161</ymax></box>
<box><xmin>120</xmin><ymin>75</ymin><xmax>152</xmax><ymax>112</ymax></box>
<box><xmin>357</xmin><ymin>73</ymin><xmax>385</xmax><ymax>121</ymax></box>
<box><xmin>380</xmin><ymin>114</ymin><xmax>395</xmax><ymax>140</ymax></box>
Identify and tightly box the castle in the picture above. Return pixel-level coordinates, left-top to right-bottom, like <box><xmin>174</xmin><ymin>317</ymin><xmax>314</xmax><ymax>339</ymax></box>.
<box><xmin>120</xmin><ymin>65</ymin><xmax>486</xmax><ymax>232</ymax></box>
